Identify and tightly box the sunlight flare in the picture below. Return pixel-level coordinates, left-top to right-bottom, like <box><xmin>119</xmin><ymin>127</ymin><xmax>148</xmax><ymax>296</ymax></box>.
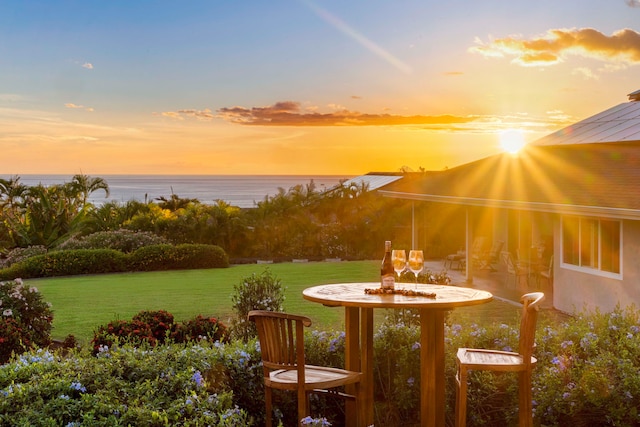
<box><xmin>499</xmin><ymin>129</ymin><xmax>526</xmax><ymax>154</ymax></box>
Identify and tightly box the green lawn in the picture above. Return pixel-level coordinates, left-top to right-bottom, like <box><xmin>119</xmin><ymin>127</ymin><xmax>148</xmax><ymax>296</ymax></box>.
<box><xmin>31</xmin><ymin>260</ymin><xmax>380</xmax><ymax>342</ymax></box>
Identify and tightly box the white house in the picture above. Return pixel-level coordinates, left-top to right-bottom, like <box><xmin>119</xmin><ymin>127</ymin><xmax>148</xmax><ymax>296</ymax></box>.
<box><xmin>378</xmin><ymin>90</ymin><xmax>640</xmax><ymax>314</ymax></box>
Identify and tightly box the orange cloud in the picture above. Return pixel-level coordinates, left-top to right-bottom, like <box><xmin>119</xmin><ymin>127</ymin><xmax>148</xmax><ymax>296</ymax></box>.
<box><xmin>470</xmin><ymin>28</ymin><xmax>640</xmax><ymax>66</ymax></box>
<box><xmin>162</xmin><ymin>101</ymin><xmax>572</xmax><ymax>134</ymax></box>
<box><xmin>215</xmin><ymin>101</ymin><xmax>478</xmax><ymax>127</ymax></box>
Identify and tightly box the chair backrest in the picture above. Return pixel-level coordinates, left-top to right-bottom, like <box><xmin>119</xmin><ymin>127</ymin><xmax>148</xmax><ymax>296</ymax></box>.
<box><xmin>471</xmin><ymin>237</ymin><xmax>486</xmax><ymax>255</ymax></box>
<box><xmin>518</xmin><ymin>292</ymin><xmax>545</xmax><ymax>363</ymax></box>
<box><xmin>488</xmin><ymin>241</ymin><xmax>504</xmax><ymax>260</ymax></box>
<box><xmin>248</xmin><ymin>310</ymin><xmax>311</xmax><ymax>373</ymax></box>
<box><xmin>501</xmin><ymin>251</ymin><xmax>516</xmax><ymax>274</ymax></box>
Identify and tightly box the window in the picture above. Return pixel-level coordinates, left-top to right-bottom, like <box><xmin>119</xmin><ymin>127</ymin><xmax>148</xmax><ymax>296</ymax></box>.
<box><xmin>562</xmin><ymin>216</ymin><xmax>621</xmax><ymax>276</ymax></box>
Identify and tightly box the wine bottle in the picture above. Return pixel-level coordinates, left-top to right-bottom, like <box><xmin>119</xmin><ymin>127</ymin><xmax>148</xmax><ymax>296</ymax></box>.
<box><xmin>380</xmin><ymin>240</ymin><xmax>395</xmax><ymax>290</ymax></box>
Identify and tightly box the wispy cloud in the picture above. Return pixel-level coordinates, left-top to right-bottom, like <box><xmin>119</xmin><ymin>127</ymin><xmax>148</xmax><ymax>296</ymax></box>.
<box><xmin>161</xmin><ymin>101</ymin><xmax>572</xmax><ymax>134</ymax></box>
<box><xmin>470</xmin><ymin>28</ymin><xmax>640</xmax><ymax>66</ymax></box>
<box><xmin>82</xmin><ymin>62</ymin><xmax>94</xmax><ymax>69</ymax></box>
<box><xmin>160</xmin><ymin>108</ymin><xmax>215</xmax><ymax>121</ymax></box>
<box><xmin>65</xmin><ymin>103</ymin><xmax>94</xmax><ymax>112</ymax></box>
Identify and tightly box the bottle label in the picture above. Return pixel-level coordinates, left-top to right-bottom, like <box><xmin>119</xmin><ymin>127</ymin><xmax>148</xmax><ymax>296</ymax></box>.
<box><xmin>381</xmin><ymin>274</ymin><xmax>395</xmax><ymax>290</ymax></box>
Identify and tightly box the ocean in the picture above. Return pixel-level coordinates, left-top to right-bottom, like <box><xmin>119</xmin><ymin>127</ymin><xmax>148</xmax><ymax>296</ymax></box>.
<box><xmin>9</xmin><ymin>175</ymin><xmax>354</xmax><ymax>208</ymax></box>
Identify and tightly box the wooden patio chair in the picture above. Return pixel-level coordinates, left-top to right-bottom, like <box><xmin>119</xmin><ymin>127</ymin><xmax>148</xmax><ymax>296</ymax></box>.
<box><xmin>501</xmin><ymin>251</ymin><xmax>528</xmax><ymax>288</ymax></box>
<box><xmin>538</xmin><ymin>256</ymin><xmax>553</xmax><ymax>287</ymax></box>
<box><xmin>474</xmin><ymin>240</ymin><xmax>504</xmax><ymax>271</ymax></box>
<box><xmin>248</xmin><ymin>310</ymin><xmax>362</xmax><ymax>427</ymax></box>
<box><xmin>455</xmin><ymin>292</ymin><xmax>545</xmax><ymax>427</ymax></box>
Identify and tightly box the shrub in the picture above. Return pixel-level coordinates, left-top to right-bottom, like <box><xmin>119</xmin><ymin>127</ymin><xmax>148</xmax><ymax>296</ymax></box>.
<box><xmin>91</xmin><ymin>310</ymin><xmax>229</xmax><ymax>354</ymax></box>
<box><xmin>230</xmin><ymin>269</ymin><xmax>285</xmax><ymax>341</ymax></box>
<box><xmin>0</xmin><ymin>279</ymin><xmax>54</xmax><ymax>364</ymax></box>
<box><xmin>132</xmin><ymin>309</ymin><xmax>175</xmax><ymax>342</ymax></box>
<box><xmin>174</xmin><ymin>243</ymin><xmax>230</xmax><ymax>269</ymax></box>
<box><xmin>0</xmin><ymin>344</ymin><xmax>252</xmax><ymax>426</ymax></box>
<box><xmin>56</xmin><ymin>229</ymin><xmax>168</xmax><ymax>253</ymax></box>
<box><xmin>2</xmin><ymin>249</ymin><xmax>128</xmax><ymax>279</ymax></box>
<box><xmin>533</xmin><ymin>305</ymin><xmax>640</xmax><ymax>426</ymax></box>
<box><xmin>172</xmin><ymin>314</ymin><xmax>229</xmax><ymax>344</ymax></box>
<box><xmin>0</xmin><ymin>245</ymin><xmax>47</xmax><ymax>268</ymax></box>
<box><xmin>127</xmin><ymin>243</ymin><xmax>177</xmax><ymax>271</ymax></box>
<box><xmin>128</xmin><ymin>243</ymin><xmax>228</xmax><ymax>271</ymax></box>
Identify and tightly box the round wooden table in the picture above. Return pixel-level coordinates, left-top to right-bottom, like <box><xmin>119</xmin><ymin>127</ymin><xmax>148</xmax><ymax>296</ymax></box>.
<box><xmin>303</xmin><ymin>282</ymin><xmax>493</xmax><ymax>427</ymax></box>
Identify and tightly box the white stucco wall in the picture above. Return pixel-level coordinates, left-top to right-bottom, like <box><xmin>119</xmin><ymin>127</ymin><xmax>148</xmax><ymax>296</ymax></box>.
<box><xmin>554</xmin><ymin>219</ymin><xmax>640</xmax><ymax>314</ymax></box>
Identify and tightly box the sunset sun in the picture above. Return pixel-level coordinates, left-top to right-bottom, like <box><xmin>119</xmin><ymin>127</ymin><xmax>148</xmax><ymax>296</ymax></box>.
<box><xmin>499</xmin><ymin>129</ymin><xmax>526</xmax><ymax>154</ymax></box>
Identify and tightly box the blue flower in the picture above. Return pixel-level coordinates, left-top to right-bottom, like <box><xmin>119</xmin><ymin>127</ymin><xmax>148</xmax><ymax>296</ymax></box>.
<box><xmin>192</xmin><ymin>370</ymin><xmax>204</xmax><ymax>388</ymax></box>
<box><xmin>70</xmin><ymin>381</ymin><xmax>86</xmax><ymax>393</ymax></box>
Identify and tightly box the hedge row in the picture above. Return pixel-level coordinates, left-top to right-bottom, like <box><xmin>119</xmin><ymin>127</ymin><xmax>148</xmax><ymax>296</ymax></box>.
<box><xmin>0</xmin><ymin>244</ymin><xmax>229</xmax><ymax>280</ymax></box>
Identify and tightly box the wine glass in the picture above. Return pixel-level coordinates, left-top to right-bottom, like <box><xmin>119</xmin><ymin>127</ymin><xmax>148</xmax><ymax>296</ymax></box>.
<box><xmin>408</xmin><ymin>250</ymin><xmax>424</xmax><ymax>289</ymax></box>
<box><xmin>392</xmin><ymin>250</ymin><xmax>407</xmax><ymax>280</ymax></box>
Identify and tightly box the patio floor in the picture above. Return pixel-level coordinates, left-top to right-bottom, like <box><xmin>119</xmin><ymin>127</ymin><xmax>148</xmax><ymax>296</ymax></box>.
<box><xmin>425</xmin><ymin>259</ymin><xmax>555</xmax><ymax>311</ymax></box>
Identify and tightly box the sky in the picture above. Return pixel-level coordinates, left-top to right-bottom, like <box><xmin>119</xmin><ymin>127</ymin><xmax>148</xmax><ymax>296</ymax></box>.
<box><xmin>1</xmin><ymin>0</ymin><xmax>640</xmax><ymax>176</ymax></box>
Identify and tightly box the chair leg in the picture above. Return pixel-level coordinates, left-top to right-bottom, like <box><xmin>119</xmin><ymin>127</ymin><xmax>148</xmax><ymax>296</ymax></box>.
<box><xmin>518</xmin><ymin>371</ymin><xmax>533</xmax><ymax>427</ymax></box>
<box><xmin>455</xmin><ymin>366</ymin><xmax>468</xmax><ymax>427</ymax></box>
<box><xmin>298</xmin><ymin>386</ymin><xmax>308</xmax><ymax>426</ymax></box>
<box><xmin>265</xmin><ymin>386</ymin><xmax>273</xmax><ymax>427</ymax></box>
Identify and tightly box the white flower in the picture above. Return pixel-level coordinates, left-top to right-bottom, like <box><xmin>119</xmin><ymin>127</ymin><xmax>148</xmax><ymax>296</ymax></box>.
<box><xmin>3</xmin><ymin>309</ymin><xmax>13</xmax><ymax>317</ymax></box>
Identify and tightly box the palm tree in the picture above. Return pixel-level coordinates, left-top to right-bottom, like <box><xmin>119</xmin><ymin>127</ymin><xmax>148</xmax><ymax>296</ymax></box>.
<box><xmin>0</xmin><ymin>175</ymin><xmax>27</xmax><ymax>210</ymax></box>
<box><xmin>67</xmin><ymin>174</ymin><xmax>110</xmax><ymax>206</ymax></box>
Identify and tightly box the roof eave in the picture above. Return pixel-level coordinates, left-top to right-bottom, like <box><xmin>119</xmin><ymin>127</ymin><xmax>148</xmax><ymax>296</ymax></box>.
<box><xmin>378</xmin><ymin>190</ymin><xmax>640</xmax><ymax>220</ymax></box>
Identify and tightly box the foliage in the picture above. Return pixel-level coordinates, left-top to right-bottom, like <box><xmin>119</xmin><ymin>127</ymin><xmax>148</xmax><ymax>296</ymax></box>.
<box><xmin>1</xmin><ymin>174</ymin><xmax>436</xmax><ymax>262</ymax></box>
<box><xmin>172</xmin><ymin>314</ymin><xmax>230</xmax><ymax>344</ymax></box>
<box><xmin>127</xmin><ymin>243</ymin><xmax>177</xmax><ymax>271</ymax></box>
<box><xmin>91</xmin><ymin>309</ymin><xmax>229</xmax><ymax>354</ymax></box>
<box><xmin>0</xmin><ymin>344</ymin><xmax>252</xmax><ymax>426</ymax></box>
<box><xmin>373</xmin><ymin>316</ymin><xmax>422</xmax><ymax>426</ymax></box>
<box><xmin>128</xmin><ymin>243</ymin><xmax>229</xmax><ymax>271</ymax></box>
<box><xmin>174</xmin><ymin>243</ymin><xmax>230</xmax><ymax>269</ymax></box>
<box><xmin>56</xmin><ymin>229</ymin><xmax>168</xmax><ymax>253</ymax></box>
<box><xmin>0</xmin><ymin>244</ymin><xmax>229</xmax><ymax>279</ymax></box>
<box><xmin>0</xmin><ymin>279</ymin><xmax>53</xmax><ymax>364</ymax></box>
<box><xmin>1</xmin><ymin>249</ymin><xmax>128</xmax><ymax>279</ymax></box>
<box><xmin>230</xmin><ymin>269</ymin><xmax>285</xmax><ymax>341</ymax></box>
<box><xmin>0</xmin><ymin>245</ymin><xmax>47</xmax><ymax>268</ymax></box>
<box><xmin>533</xmin><ymin>305</ymin><xmax>640</xmax><ymax>426</ymax></box>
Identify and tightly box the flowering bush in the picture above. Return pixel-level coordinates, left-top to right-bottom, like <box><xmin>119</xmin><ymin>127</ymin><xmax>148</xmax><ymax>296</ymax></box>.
<box><xmin>172</xmin><ymin>314</ymin><xmax>230</xmax><ymax>343</ymax></box>
<box><xmin>56</xmin><ymin>229</ymin><xmax>168</xmax><ymax>253</ymax></box>
<box><xmin>0</xmin><ymin>245</ymin><xmax>47</xmax><ymax>268</ymax></box>
<box><xmin>91</xmin><ymin>310</ymin><xmax>229</xmax><ymax>354</ymax></box>
<box><xmin>0</xmin><ymin>343</ymin><xmax>252</xmax><ymax>426</ymax></box>
<box><xmin>231</xmin><ymin>269</ymin><xmax>285</xmax><ymax>341</ymax></box>
<box><xmin>533</xmin><ymin>305</ymin><xmax>640</xmax><ymax>426</ymax></box>
<box><xmin>0</xmin><ymin>279</ymin><xmax>53</xmax><ymax>364</ymax></box>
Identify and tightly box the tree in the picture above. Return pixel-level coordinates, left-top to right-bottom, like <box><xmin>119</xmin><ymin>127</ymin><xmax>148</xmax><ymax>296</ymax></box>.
<box><xmin>67</xmin><ymin>174</ymin><xmax>110</xmax><ymax>206</ymax></box>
